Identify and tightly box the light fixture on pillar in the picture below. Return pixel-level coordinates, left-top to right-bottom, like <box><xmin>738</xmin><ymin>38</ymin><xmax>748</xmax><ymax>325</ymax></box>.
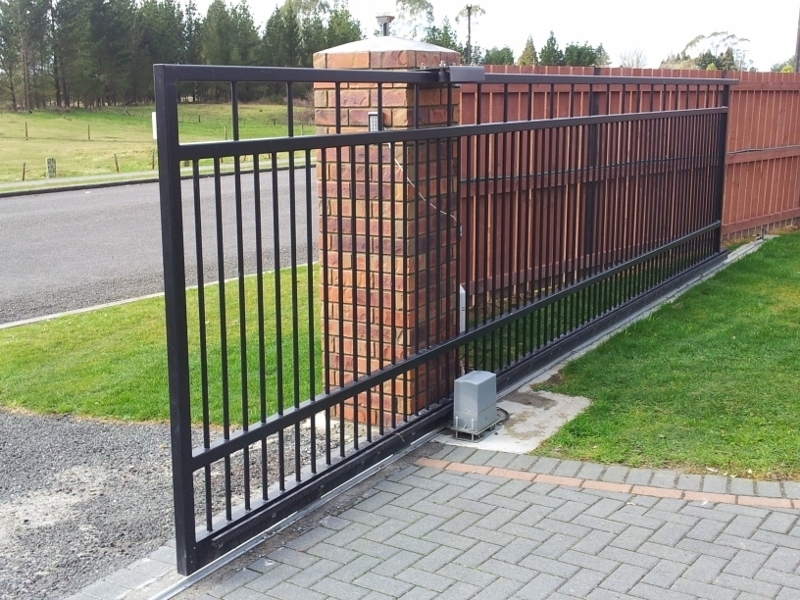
<box><xmin>376</xmin><ymin>14</ymin><xmax>394</xmax><ymax>37</ymax></box>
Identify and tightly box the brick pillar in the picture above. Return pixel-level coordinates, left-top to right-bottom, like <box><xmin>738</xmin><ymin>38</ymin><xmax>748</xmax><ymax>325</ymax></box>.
<box><xmin>314</xmin><ymin>38</ymin><xmax>461</xmax><ymax>426</ymax></box>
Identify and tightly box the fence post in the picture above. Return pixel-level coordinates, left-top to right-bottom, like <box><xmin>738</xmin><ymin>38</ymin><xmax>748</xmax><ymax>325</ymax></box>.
<box><xmin>314</xmin><ymin>39</ymin><xmax>461</xmax><ymax>426</ymax></box>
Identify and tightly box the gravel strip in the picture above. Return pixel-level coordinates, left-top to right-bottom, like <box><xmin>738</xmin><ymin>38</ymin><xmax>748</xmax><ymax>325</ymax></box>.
<box><xmin>0</xmin><ymin>410</ymin><xmax>174</xmax><ymax>600</ymax></box>
<box><xmin>0</xmin><ymin>409</ymin><xmax>353</xmax><ymax>600</ymax></box>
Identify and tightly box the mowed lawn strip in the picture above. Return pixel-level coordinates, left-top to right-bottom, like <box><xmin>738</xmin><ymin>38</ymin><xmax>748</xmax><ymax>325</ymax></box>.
<box><xmin>535</xmin><ymin>231</ymin><xmax>800</xmax><ymax>481</ymax></box>
<box><xmin>0</xmin><ymin>266</ymin><xmax>320</xmax><ymax>424</ymax></box>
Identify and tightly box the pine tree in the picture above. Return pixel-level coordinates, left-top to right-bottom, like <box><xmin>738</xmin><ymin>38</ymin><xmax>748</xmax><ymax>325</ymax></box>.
<box><xmin>538</xmin><ymin>31</ymin><xmax>563</xmax><ymax>66</ymax></box>
<box><xmin>518</xmin><ymin>35</ymin><xmax>537</xmax><ymax>66</ymax></box>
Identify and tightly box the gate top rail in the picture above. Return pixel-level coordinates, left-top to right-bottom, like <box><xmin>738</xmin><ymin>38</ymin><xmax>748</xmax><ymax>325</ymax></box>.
<box><xmin>155</xmin><ymin>63</ymin><xmax>738</xmax><ymax>88</ymax></box>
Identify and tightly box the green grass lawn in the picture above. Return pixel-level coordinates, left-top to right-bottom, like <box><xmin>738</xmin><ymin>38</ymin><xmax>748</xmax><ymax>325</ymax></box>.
<box><xmin>535</xmin><ymin>230</ymin><xmax>800</xmax><ymax>480</ymax></box>
<box><xmin>0</xmin><ymin>103</ymin><xmax>312</xmax><ymax>182</ymax></box>
<box><xmin>0</xmin><ymin>266</ymin><xmax>320</xmax><ymax>424</ymax></box>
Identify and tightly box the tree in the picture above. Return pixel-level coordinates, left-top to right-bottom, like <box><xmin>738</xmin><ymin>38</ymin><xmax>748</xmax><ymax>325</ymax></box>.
<box><xmin>538</xmin><ymin>31</ymin><xmax>562</xmax><ymax>66</ymax></box>
<box><xmin>771</xmin><ymin>56</ymin><xmax>795</xmax><ymax>72</ymax></box>
<box><xmin>517</xmin><ymin>36</ymin><xmax>537</xmax><ymax>66</ymax></box>
<box><xmin>481</xmin><ymin>45</ymin><xmax>513</xmax><ymax>65</ymax></box>
<box><xmin>619</xmin><ymin>49</ymin><xmax>646</xmax><ymax>68</ymax></box>
<box><xmin>422</xmin><ymin>17</ymin><xmax>462</xmax><ymax>55</ymax></box>
<box><xmin>326</xmin><ymin>4</ymin><xmax>361</xmax><ymax>47</ymax></box>
<box><xmin>455</xmin><ymin>4</ymin><xmax>483</xmax><ymax>64</ymax></box>
<box><xmin>393</xmin><ymin>0</ymin><xmax>432</xmax><ymax>39</ymax></box>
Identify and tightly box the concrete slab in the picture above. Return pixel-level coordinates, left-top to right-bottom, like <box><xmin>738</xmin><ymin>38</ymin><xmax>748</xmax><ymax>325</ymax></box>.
<box><xmin>434</xmin><ymin>387</ymin><xmax>590</xmax><ymax>453</ymax></box>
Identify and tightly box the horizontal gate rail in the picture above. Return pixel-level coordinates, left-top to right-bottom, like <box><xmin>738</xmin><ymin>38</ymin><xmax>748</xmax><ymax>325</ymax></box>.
<box><xmin>155</xmin><ymin>63</ymin><xmax>732</xmax><ymax>574</ymax></box>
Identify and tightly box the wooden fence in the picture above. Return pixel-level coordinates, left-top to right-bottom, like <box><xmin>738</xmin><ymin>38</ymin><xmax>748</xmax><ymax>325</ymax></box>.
<box><xmin>461</xmin><ymin>67</ymin><xmax>800</xmax><ymax>239</ymax></box>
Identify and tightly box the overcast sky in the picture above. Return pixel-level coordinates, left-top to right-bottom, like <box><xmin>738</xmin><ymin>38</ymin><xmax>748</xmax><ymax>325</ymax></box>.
<box><xmin>195</xmin><ymin>0</ymin><xmax>799</xmax><ymax>71</ymax></box>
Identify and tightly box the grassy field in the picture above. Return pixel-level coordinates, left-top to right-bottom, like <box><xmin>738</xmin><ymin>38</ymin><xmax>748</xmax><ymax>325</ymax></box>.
<box><xmin>0</xmin><ymin>103</ymin><xmax>312</xmax><ymax>182</ymax></box>
<box><xmin>536</xmin><ymin>230</ymin><xmax>800</xmax><ymax>480</ymax></box>
<box><xmin>0</xmin><ymin>266</ymin><xmax>320</xmax><ymax>424</ymax></box>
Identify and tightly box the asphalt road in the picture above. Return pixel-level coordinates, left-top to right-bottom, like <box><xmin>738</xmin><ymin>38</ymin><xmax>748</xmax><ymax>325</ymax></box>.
<box><xmin>0</xmin><ymin>169</ymin><xmax>318</xmax><ymax>324</ymax></box>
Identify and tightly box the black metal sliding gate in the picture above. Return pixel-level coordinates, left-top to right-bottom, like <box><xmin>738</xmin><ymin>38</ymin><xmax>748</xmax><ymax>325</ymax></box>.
<box><xmin>154</xmin><ymin>64</ymin><xmax>734</xmax><ymax>574</ymax></box>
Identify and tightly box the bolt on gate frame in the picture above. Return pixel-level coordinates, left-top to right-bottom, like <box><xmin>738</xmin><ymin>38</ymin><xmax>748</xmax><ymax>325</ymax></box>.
<box><xmin>154</xmin><ymin>64</ymin><xmax>734</xmax><ymax>574</ymax></box>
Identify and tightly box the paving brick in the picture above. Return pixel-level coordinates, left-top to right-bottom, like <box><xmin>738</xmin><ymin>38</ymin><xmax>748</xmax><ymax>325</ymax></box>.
<box><xmin>686</xmin><ymin>517</ymin><xmax>727</xmax><ymax>542</ymax></box>
<box><xmin>671</xmin><ymin>578</ymin><xmax>738</xmax><ymax>600</ymax></box>
<box><xmin>396</xmin><ymin>588</ymin><xmax>437</xmax><ymax>600</ymax></box>
<box><xmin>587</xmin><ymin>589</ymin><xmax>641</xmax><ymax>600</ymax></box>
<box><xmin>715</xmin><ymin>532</ymin><xmax>778</xmax><ymax>555</ymax></box>
<box><xmin>414</xmin><ymin>545</ymin><xmax>463</xmax><ymax>573</ymax></box>
<box><xmin>371</xmin><ymin>550</ymin><xmax>425</xmax><ymax>578</ymax></box>
<box><xmin>598</xmin><ymin>546</ymin><xmax>659</xmax><ymax>570</ymax></box>
<box><xmin>763</xmin><ymin>547</ymin><xmax>800</xmax><ymax>572</ymax></box>
<box><xmin>783</xmin><ymin>481</ymin><xmax>800</xmax><ymax>500</ymax></box>
<box><xmin>422</xmin><ymin>530</ymin><xmax>477</xmax><ymax>551</ymax></box>
<box><xmin>325</xmin><ymin>522</ymin><xmax>375</xmax><ymax>546</ymax></box>
<box><xmin>353</xmin><ymin>572</ymin><xmax>414</xmax><ymax>597</ymax></box>
<box><xmin>534</xmin><ymin>517</ymin><xmax>591</xmax><ymax>539</ymax></box>
<box><xmin>267</xmin><ymin>547</ymin><xmax>318</xmax><ymax>569</ymax></box>
<box><xmin>442</xmin><ymin>446</ymin><xmax>477</xmax><ymax>464</ymax></box>
<box><xmin>572</xmin><ymin>529</ymin><xmax>615</xmax><ymax>554</ymax></box>
<box><xmin>676</xmin><ymin>473</ymin><xmax>702</xmax><ymax>491</ymax></box>
<box><xmin>338</xmin><ymin>508</ymin><xmax>389</xmax><ymax>527</ymax></box>
<box><xmin>608</xmin><ymin>508</ymin><xmax>665</xmax><ymax>530</ymax></box>
<box><xmin>361</xmin><ymin>592</ymin><xmax>393</xmax><ymax>600</ymax></box>
<box><xmin>730</xmin><ymin>478</ymin><xmax>755</xmax><ymax>496</ymax></box>
<box><xmin>287</xmin><ymin>559</ymin><xmax>340</xmax><ymax>588</ymax></box>
<box><xmin>459</xmin><ymin>480</ymin><xmax>500</xmax><ymax>502</ymax></box>
<box><xmin>355</xmin><ymin>491</ymin><xmax>399</xmax><ymax>513</ymax></box>
<box><xmin>702</xmin><ymin>475</ymin><xmax>729</xmax><ymax>494</ymax></box>
<box><xmin>265</xmin><ymin>581</ymin><xmax>327</xmax><ymax>600</ymax></box>
<box><xmin>573</xmin><ymin>514</ymin><xmax>628</xmax><ymax>534</ymax></box>
<box><xmin>393</xmin><ymin>486</ymin><xmax>436</xmax><ymax>506</ymax></box>
<box><xmin>585</xmin><ymin>498</ymin><xmax>626</xmax><ymax>519</ymax></box>
<box><xmin>481</xmin><ymin>493</ymin><xmax>529</xmax><ymax>513</ymax></box>
<box><xmin>682</xmin><ymin>554</ymin><xmax>729</xmax><ymax>582</ymax></box>
<box><xmin>531</xmin><ymin>533</ymin><xmax>579</xmax><ymax>558</ymax></box>
<box><xmin>608</xmin><ymin>525</ymin><xmax>653</xmax><ymax>551</ymax></box>
<box><xmin>498</xmin><ymin>522</ymin><xmax>552</xmax><ymax>543</ymax></box>
<box><xmin>433</xmin><ymin>581</ymin><xmax>481</xmax><ymax>600</ymax></box>
<box><xmin>483</xmin><ymin>452</ymin><xmax>516</xmax><ymax>469</ymax></box>
<box><xmin>548</xmin><ymin>501</ymin><xmax>592</xmax><ymax>523</ymax></box>
<box><xmin>519</xmin><ymin>554</ymin><xmax>580</xmax><ymax>578</ymax></box>
<box><xmin>246</xmin><ymin>565</ymin><xmax>301</xmax><ymax>593</ymax></box>
<box><xmin>470</xmin><ymin>577</ymin><xmax>523</xmax><ymax>599</ymax></box>
<box><xmin>412</xmin><ymin>500</ymin><xmax>462</xmax><ymax>520</ymax></box>
<box><xmin>494</xmin><ymin>537</ymin><xmax>541</xmax><ymax>564</ymax></box>
<box><xmin>128</xmin><ymin>557</ymin><xmax>174</xmax><ymax>579</ymax></box>
<box><xmin>723</xmin><ymin>514</ymin><xmax>764</xmax><ymax>538</ymax></box>
<box><xmin>104</xmin><ymin>568</ymin><xmax>155</xmax><ymax>590</ymax></box>
<box><xmin>714</xmin><ymin>503</ymin><xmax>770</xmax><ymax>519</ymax></box>
<box><xmin>755</xmin><ymin>566</ymin><xmax>800</xmax><ymax>588</ymax></box>
<box><xmin>478</xmin><ymin>558</ymin><xmax>538</xmax><ymax>583</ymax></box>
<box><xmin>395</xmin><ymin>567</ymin><xmax>456</xmax><ymax>592</ymax></box>
<box><xmin>740</xmin><ymin>496</ymin><xmax>794</xmax><ymax>509</ymax></box>
<box><xmin>713</xmin><ymin>572</ymin><xmax>780</xmax><ymax>597</ymax></box>
<box><xmin>447</xmin><ymin>497</ymin><xmax>496</xmax><ymax>516</ymax></box>
<box><xmin>575</xmin><ymin>462</ymin><xmax>605</xmax><ymax>480</ymax></box>
<box><xmin>507</xmin><ymin>454</ymin><xmax>539</xmax><ymax>472</ymax></box>
<box><xmin>402</xmin><ymin>514</ymin><xmax>447</xmax><ymax>538</ymax></box>
<box><xmin>427</xmin><ymin>444</ymin><xmax>454</xmax><ymax>460</ymax></box>
<box><xmin>436</xmin><ymin>563</ymin><xmax>497</xmax><ymax>588</ymax></box>
<box><xmin>641</xmin><ymin>559</ymin><xmax>686</xmax><ymax>587</ymax></box>
<box><xmin>600</xmin><ymin>466</ymin><xmax>630</xmax><ymax>483</ymax></box>
<box><xmin>330</xmin><ymin>555</ymin><xmax>382</xmax><ymax>583</ymax></box>
<box><xmin>396</xmin><ymin>474</ymin><xmax>446</xmax><ymax>492</ymax></box>
<box><xmin>638</xmin><ymin>541</ymin><xmax>698</xmax><ymax>564</ymax></box>
<box><xmin>224</xmin><ymin>588</ymin><xmax>271</xmax><ymax>600</ymax></box>
<box><xmin>514</xmin><ymin>573</ymin><xmax>565</xmax><ymax>599</ymax></box>
<box><xmin>528</xmin><ymin>456</ymin><xmax>560</xmax><ymax>474</ymax></box>
<box><xmin>599</xmin><ymin>564</ymin><xmax>648</xmax><ymax>593</ymax></box>
<box><xmin>461</xmin><ymin>525</ymin><xmax>515</xmax><ymax>547</ymax></box>
<box><xmin>345</xmin><ymin>538</ymin><xmax>401</xmax><ymax>561</ymax></box>
<box><xmin>440</xmin><ymin>511</ymin><xmax>483</xmax><ymax>534</ymax></box>
<box><xmin>310</xmin><ymin>578</ymin><xmax>370</xmax><ymax>600</ymax></box>
<box><xmin>555</xmin><ymin>568</ymin><xmax>605</xmax><ymax>598</ymax></box>
<box><xmin>625</xmin><ymin>468</ymin><xmax>653</xmax><ymax>486</ymax></box>
<box><xmin>306</xmin><ymin>542</ymin><xmax>361</xmax><ymax>565</ymax></box>
<box><xmin>462</xmin><ymin>450</ymin><xmax>497</xmax><ymax>466</ymax></box>
<box><xmin>649</xmin><ymin>522</ymin><xmax>693</xmax><ymax>546</ymax></box>
<box><xmin>547</xmin><ymin>486</ymin><xmax>598</xmax><ymax>505</ymax></box>
<box><xmin>756</xmin><ymin>480</ymin><xmax>783</xmax><ymax>498</ymax></box>
<box><xmin>453</xmin><ymin>541</ymin><xmax>502</xmax><ymax>567</ymax></box>
<box><xmin>375</xmin><ymin>481</ymin><xmax>414</xmax><ymax>496</ymax></box>
<box><xmin>630</xmin><ymin>582</ymin><xmax>694</xmax><ymax>600</ymax></box>
<box><xmin>80</xmin><ymin>580</ymin><xmax>131</xmax><ymax>600</ymax></box>
<box><xmin>362</xmin><ymin>518</ymin><xmax>411</xmax><ymax>543</ymax></box>
<box><xmin>558</xmin><ymin>549</ymin><xmax>620</xmax><ymax>574</ymax></box>
<box><xmin>724</xmin><ymin>549</ymin><xmax>768</xmax><ymax>578</ymax></box>
<box><xmin>493</xmin><ymin>478</ymin><xmax>532</xmax><ymax>497</ymax></box>
<box><xmin>649</xmin><ymin>470</ymin><xmax>678</xmax><ymax>488</ymax></box>
<box><xmin>553</xmin><ymin>460</ymin><xmax>583</xmax><ymax>477</ymax></box>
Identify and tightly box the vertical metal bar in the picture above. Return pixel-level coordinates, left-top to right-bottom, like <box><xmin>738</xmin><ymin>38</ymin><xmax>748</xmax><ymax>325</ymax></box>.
<box><xmin>391</xmin><ymin>141</ymin><xmax>399</xmax><ymax>430</ymax></box>
<box><xmin>253</xmin><ymin>155</ymin><xmax>269</xmax><ymax>498</ymax></box>
<box><xmin>304</xmin><ymin>149</ymin><xmax>317</xmax><ymax>473</ymax></box>
<box><xmin>270</xmin><ymin>153</ymin><xmax>285</xmax><ymax>490</ymax></box>
<box><xmin>231</xmin><ymin>81</ymin><xmax>251</xmax><ymax>510</ymax></box>
<box><xmin>154</xmin><ymin>64</ymin><xmax>196</xmax><ymax>575</ymax></box>
<box><xmin>334</xmin><ymin>84</ymin><xmax>345</xmax><ymax>450</ymax></box>
<box><xmin>364</xmin><ymin>141</ymin><xmax>373</xmax><ymax>438</ymax></box>
<box><xmin>286</xmin><ymin>82</ymin><xmax>302</xmax><ymax>482</ymax></box>
<box><xmin>377</xmin><ymin>120</ymin><xmax>386</xmax><ymax>434</ymax></box>
<box><xmin>320</xmin><ymin>144</ymin><xmax>332</xmax><ymax>467</ymax></box>
<box><xmin>347</xmin><ymin>141</ymin><xmax>357</xmax><ymax>448</ymax></box>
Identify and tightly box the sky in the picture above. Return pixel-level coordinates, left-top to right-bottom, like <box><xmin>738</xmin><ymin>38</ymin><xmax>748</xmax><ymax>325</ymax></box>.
<box><xmin>196</xmin><ymin>0</ymin><xmax>799</xmax><ymax>71</ymax></box>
